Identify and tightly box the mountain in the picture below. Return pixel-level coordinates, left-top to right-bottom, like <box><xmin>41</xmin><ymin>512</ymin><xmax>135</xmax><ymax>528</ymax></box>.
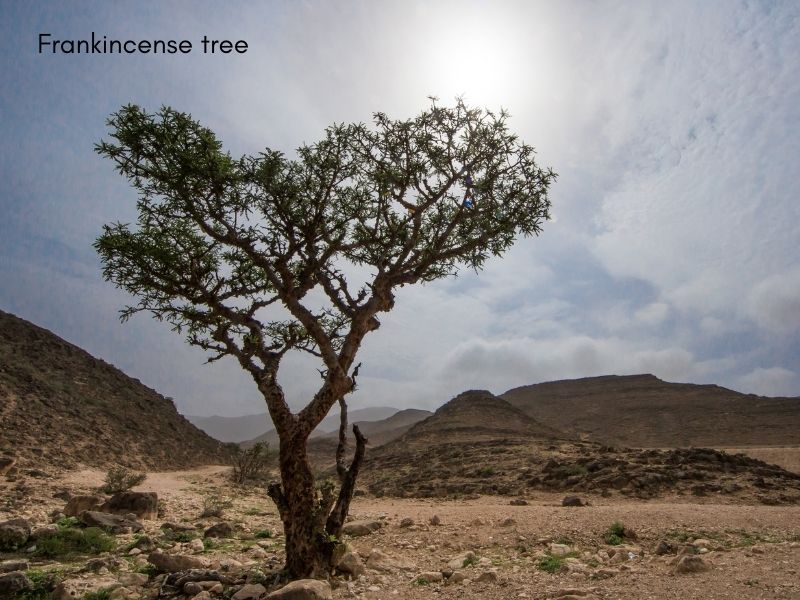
<box><xmin>186</xmin><ymin>413</ymin><xmax>273</xmax><ymax>443</ymax></box>
<box><xmin>501</xmin><ymin>374</ymin><xmax>800</xmax><ymax>447</ymax></box>
<box><xmin>315</xmin><ymin>408</ymin><xmax>433</xmax><ymax>447</ymax></box>
<box><xmin>0</xmin><ymin>309</ymin><xmax>233</xmax><ymax>471</ymax></box>
<box><xmin>240</xmin><ymin>406</ymin><xmax>401</xmax><ymax>447</ymax></box>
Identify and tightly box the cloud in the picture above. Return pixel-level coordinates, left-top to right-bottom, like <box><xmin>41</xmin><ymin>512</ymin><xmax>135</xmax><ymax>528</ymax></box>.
<box><xmin>736</xmin><ymin>367</ymin><xmax>799</xmax><ymax>398</ymax></box>
<box><xmin>745</xmin><ymin>268</ymin><xmax>800</xmax><ymax>335</ymax></box>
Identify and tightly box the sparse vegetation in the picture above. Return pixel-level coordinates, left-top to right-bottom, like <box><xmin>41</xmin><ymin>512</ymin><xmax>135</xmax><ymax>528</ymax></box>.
<box><xmin>200</xmin><ymin>494</ymin><xmax>233</xmax><ymax>518</ymax></box>
<box><xmin>604</xmin><ymin>521</ymin><xmax>626</xmax><ymax>545</ymax></box>
<box><xmin>35</xmin><ymin>525</ymin><xmax>115</xmax><ymax>558</ymax></box>
<box><xmin>255</xmin><ymin>529</ymin><xmax>273</xmax><ymax>539</ymax></box>
<box><xmin>100</xmin><ymin>465</ymin><xmax>147</xmax><ymax>494</ymax></box>
<box><xmin>231</xmin><ymin>442</ymin><xmax>276</xmax><ymax>485</ymax></box>
<box><xmin>14</xmin><ymin>569</ymin><xmax>61</xmax><ymax>600</ymax></box>
<box><xmin>537</xmin><ymin>554</ymin><xmax>565</xmax><ymax>573</ymax></box>
<box><xmin>462</xmin><ymin>554</ymin><xmax>480</xmax><ymax>568</ymax></box>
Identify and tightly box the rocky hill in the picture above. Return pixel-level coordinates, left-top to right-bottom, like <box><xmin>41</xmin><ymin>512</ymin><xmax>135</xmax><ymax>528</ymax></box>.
<box><xmin>0</xmin><ymin>309</ymin><xmax>233</xmax><ymax>471</ymax></box>
<box><xmin>501</xmin><ymin>374</ymin><xmax>800</xmax><ymax>447</ymax></box>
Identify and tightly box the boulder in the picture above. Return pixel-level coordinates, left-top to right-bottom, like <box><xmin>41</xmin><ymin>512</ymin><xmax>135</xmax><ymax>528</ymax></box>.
<box><xmin>204</xmin><ymin>522</ymin><xmax>235</xmax><ymax>538</ymax></box>
<box><xmin>31</xmin><ymin>524</ymin><xmax>59</xmax><ymax>540</ymax></box>
<box><xmin>101</xmin><ymin>492</ymin><xmax>159</xmax><ymax>520</ymax></box>
<box><xmin>161</xmin><ymin>521</ymin><xmax>197</xmax><ymax>532</ymax></box>
<box><xmin>232</xmin><ymin>583</ymin><xmax>267</xmax><ymax>600</ymax></box>
<box><xmin>148</xmin><ymin>550</ymin><xmax>208</xmax><ymax>572</ymax></box>
<box><xmin>266</xmin><ymin>579</ymin><xmax>332</xmax><ymax>599</ymax></box>
<box><xmin>342</xmin><ymin>520</ymin><xmax>382</xmax><ymax>537</ymax></box>
<box><xmin>80</xmin><ymin>511</ymin><xmax>143</xmax><ymax>534</ymax></box>
<box><xmin>0</xmin><ymin>518</ymin><xmax>31</xmax><ymax>550</ymax></box>
<box><xmin>0</xmin><ymin>571</ymin><xmax>32</xmax><ymax>595</ymax></box>
<box><xmin>64</xmin><ymin>495</ymin><xmax>105</xmax><ymax>517</ymax></box>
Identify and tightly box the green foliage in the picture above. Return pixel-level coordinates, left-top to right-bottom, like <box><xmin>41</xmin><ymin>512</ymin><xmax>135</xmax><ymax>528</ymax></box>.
<box><xmin>231</xmin><ymin>442</ymin><xmax>277</xmax><ymax>485</ymax></box>
<box><xmin>34</xmin><ymin>526</ymin><xmax>115</xmax><ymax>558</ymax></box>
<box><xmin>537</xmin><ymin>554</ymin><xmax>565</xmax><ymax>573</ymax></box>
<box><xmin>171</xmin><ymin>531</ymin><xmax>197</xmax><ymax>543</ymax></box>
<box><xmin>462</xmin><ymin>554</ymin><xmax>479</xmax><ymax>568</ymax></box>
<box><xmin>101</xmin><ymin>465</ymin><xmax>147</xmax><ymax>494</ymax></box>
<box><xmin>135</xmin><ymin>563</ymin><xmax>159</xmax><ymax>577</ymax></box>
<box><xmin>604</xmin><ymin>521</ymin><xmax>626</xmax><ymax>545</ymax></box>
<box><xmin>13</xmin><ymin>569</ymin><xmax>61</xmax><ymax>600</ymax></box>
<box><xmin>56</xmin><ymin>516</ymin><xmax>81</xmax><ymax>529</ymax></box>
<box><xmin>254</xmin><ymin>529</ymin><xmax>273</xmax><ymax>539</ymax></box>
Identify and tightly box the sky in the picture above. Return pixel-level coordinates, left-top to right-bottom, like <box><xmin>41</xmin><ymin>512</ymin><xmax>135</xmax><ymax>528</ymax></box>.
<box><xmin>1</xmin><ymin>1</ymin><xmax>798</xmax><ymax>419</ymax></box>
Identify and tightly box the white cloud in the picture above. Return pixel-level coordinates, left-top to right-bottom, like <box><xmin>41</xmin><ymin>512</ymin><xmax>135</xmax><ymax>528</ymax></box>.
<box><xmin>745</xmin><ymin>268</ymin><xmax>800</xmax><ymax>334</ymax></box>
<box><xmin>736</xmin><ymin>367</ymin><xmax>799</xmax><ymax>398</ymax></box>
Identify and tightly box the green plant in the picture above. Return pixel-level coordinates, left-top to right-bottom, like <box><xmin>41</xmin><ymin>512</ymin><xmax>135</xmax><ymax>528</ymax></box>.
<box><xmin>411</xmin><ymin>576</ymin><xmax>430</xmax><ymax>586</ymax></box>
<box><xmin>537</xmin><ymin>554</ymin><xmax>564</xmax><ymax>573</ymax></box>
<box><xmin>604</xmin><ymin>521</ymin><xmax>626</xmax><ymax>545</ymax></box>
<box><xmin>100</xmin><ymin>465</ymin><xmax>147</xmax><ymax>494</ymax></box>
<box><xmin>14</xmin><ymin>569</ymin><xmax>61</xmax><ymax>600</ymax></box>
<box><xmin>254</xmin><ymin>529</ymin><xmax>273</xmax><ymax>539</ymax></box>
<box><xmin>462</xmin><ymin>554</ymin><xmax>479</xmax><ymax>568</ymax></box>
<box><xmin>135</xmin><ymin>563</ymin><xmax>159</xmax><ymax>577</ymax></box>
<box><xmin>35</xmin><ymin>526</ymin><xmax>115</xmax><ymax>557</ymax></box>
<box><xmin>56</xmin><ymin>516</ymin><xmax>81</xmax><ymax>529</ymax></box>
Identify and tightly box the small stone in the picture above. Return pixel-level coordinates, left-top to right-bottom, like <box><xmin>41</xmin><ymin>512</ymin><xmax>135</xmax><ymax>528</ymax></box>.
<box><xmin>674</xmin><ymin>555</ymin><xmax>710</xmax><ymax>574</ymax></box>
<box><xmin>128</xmin><ymin>547</ymin><xmax>142</xmax><ymax>556</ymax></box>
<box><xmin>118</xmin><ymin>572</ymin><xmax>149</xmax><ymax>587</ymax></box>
<box><xmin>266</xmin><ymin>579</ymin><xmax>332</xmax><ymax>599</ymax></box>
<box><xmin>475</xmin><ymin>571</ymin><xmax>498</xmax><ymax>583</ymax></box>
<box><xmin>0</xmin><ymin>518</ymin><xmax>31</xmax><ymax>550</ymax></box>
<box><xmin>184</xmin><ymin>581</ymin><xmax>204</xmax><ymax>595</ymax></box>
<box><xmin>399</xmin><ymin>518</ymin><xmax>414</xmax><ymax>528</ymax></box>
<box><xmin>192</xmin><ymin>592</ymin><xmax>213</xmax><ymax>600</ymax></box>
<box><xmin>188</xmin><ymin>538</ymin><xmax>205</xmax><ymax>553</ymax></box>
<box><xmin>64</xmin><ymin>495</ymin><xmax>104</xmax><ymax>517</ymax></box>
<box><xmin>336</xmin><ymin>550</ymin><xmax>365</xmax><ymax>578</ymax></box>
<box><xmin>498</xmin><ymin>518</ymin><xmax>516</xmax><ymax>527</ymax></box>
<box><xmin>342</xmin><ymin>520</ymin><xmax>383</xmax><ymax>537</ymax></box>
<box><xmin>654</xmin><ymin>540</ymin><xmax>676</xmax><ymax>555</ymax></box>
<box><xmin>414</xmin><ymin>572</ymin><xmax>443</xmax><ymax>584</ymax></box>
<box><xmin>429</xmin><ymin>515</ymin><xmax>441</xmax><ymax>526</ymax></box>
<box><xmin>561</xmin><ymin>496</ymin><xmax>585</xmax><ymax>507</ymax></box>
<box><xmin>148</xmin><ymin>550</ymin><xmax>207</xmax><ymax>572</ymax></box>
<box><xmin>204</xmin><ymin>522</ymin><xmax>235</xmax><ymax>538</ymax></box>
<box><xmin>549</xmin><ymin>543</ymin><xmax>572</xmax><ymax>558</ymax></box>
<box><xmin>232</xmin><ymin>583</ymin><xmax>267</xmax><ymax>600</ymax></box>
<box><xmin>509</xmin><ymin>498</ymin><xmax>529</xmax><ymax>506</ymax></box>
<box><xmin>447</xmin><ymin>551</ymin><xmax>476</xmax><ymax>570</ymax></box>
<box><xmin>209</xmin><ymin>583</ymin><xmax>224</xmax><ymax>594</ymax></box>
<box><xmin>249</xmin><ymin>547</ymin><xmax>268</xmax><ymax>559</ymax></box>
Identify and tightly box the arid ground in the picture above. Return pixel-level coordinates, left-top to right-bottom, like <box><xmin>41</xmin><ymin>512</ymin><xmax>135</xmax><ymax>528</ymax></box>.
<box><xmin>3</xmin><ymin>464</ymin><xmax>799</xmax><ymax>600</ymax></box>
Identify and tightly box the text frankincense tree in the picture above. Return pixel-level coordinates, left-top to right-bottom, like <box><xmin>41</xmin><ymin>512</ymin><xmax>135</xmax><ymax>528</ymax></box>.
<box><xmin>95</xmin><ymin>99</ymin><xmax>555</xmax><ymax>578</ymax></box>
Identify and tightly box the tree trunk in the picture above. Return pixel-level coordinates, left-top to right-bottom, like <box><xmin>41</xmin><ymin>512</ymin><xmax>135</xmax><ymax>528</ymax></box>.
<box><xmin>267</xmin><ymin>423</ymin><xmax>368</xmax><ymax>580</ymax></box>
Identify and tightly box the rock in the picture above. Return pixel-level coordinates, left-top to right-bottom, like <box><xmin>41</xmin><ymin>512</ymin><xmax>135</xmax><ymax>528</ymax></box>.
<box><xmin>109</xmin><ymin>587</ymin><xmax>139</xmax><ymax>600</ymax></box>
<box><xmin>414</xmin><ymin>572</ymin><xmax>444</xmax><ymax>584</ymax></box>
<box><xmin>249</xmin><ymin>547</ymin><xmax>268</xmax><ymax>559</ymax></box>
<box><xmin>510</xmin><ymin>498</ymin><xmax>529</xmax><ymax>506</ymax></box>
<box><xmin>674</xmin><ymin>555</ymin><xmax>710</xmax><ymax>574</ymax></box>
<box><xmin>555</xmin><ymin>590</ymin><xmax>600</xmax><ymax>600</ymax></box>
<box><xmin>193</xmin><ymin>592</ymin><xmax>213</xmax><ymax>600</ymax></box>
<box><xmin>133</xmin><ymin>535</ymin><xmax>156</xmax><ymax>551</ymax></box>
<box><xmin>561</xmin><ymin>496</ymin><xmax>585</xmax><ymax>507</ymax></box>
<box><xmin>204</xmin><ymin>522</ymin><xmax>235</xmax><ymax>538</ymax></box>
<box><xmin>654</xmin><ymin>540</ymin><xmax>676</xmax><ymax>555</ymax></box>
<box><xmin>231</xmin><ymin>583</ymin><xmax>267</xmax><ymax>600</ymax></box>
<box><xmin>0</xmin><ymin>572</ymin><xmax>32</xmax><ymax>595</ymax></box>
<box><xmin>64</xmin><ymin>495</ymin><xmax>105</xmax><ymax>517</ymax></box>
<box><xmin>0</xmin><ymin>518</ymin><xmax>31</xmax><ymax>550</ymax></box>
<box><xmin>31</xmin><ymin>525</ymin><xmax>59</xmax><ymax>540</ymax></box>
<box><xmin>475</xmin><ymin>571</ymin><xmax>498</xmax><ymax>583</ymax></box>
<box><xmin>267</xmin><ymin>579</ymin><xmax>332</xmax><ymax>599</ymax></box>
<box><xmin>447</xmin><ymin>551</ymin><xmax>476</xmax><ymax>570</ymax></box>
<box><xmin>399</xmin><ymin>517</ymin><xmax>414</xmax><ymax>528</ymax></box>
<box><xmin>184</xmin><ymin>581</ymin><xmax>204</xmax><ymax>595</ymax></box>
<box><xmin>119</xmin><ymin>572</ymin><xmax>149</xmax><ymax>587</ymax></box>
<box><xmin>590</xmin><ymin>568</ymin><xmax>618</xmax><ymax>579</ymax></box>
<box><xmin>80</xmin><ymin>511</ymin><xmax>143</xmax><ymax>534</ymax></box>
<box><xmin>366</xmin><ymin>549</ymin><xmax>398</xmax><ymax>572</ymax></box>
<box><xmin>0</xmin><ymin>560</ymin><xmax>29</xmax><ymax>573</ymax></box>
<box><xmin>429</xmin><ymin>515</ymin><xmax>441</xmax><ymax>526</ymax></box>
<box><xmin>498</xmin><ymin>517</ymin><xmax>516</xmax><ymax>527</ymax></box>
<box><xmin>342</xmin><ymin>520</ymin><xmax>382</xmax><ymax>537</ymax></box>
<box><xmin>449</xmin><ymin>571</ymin><xmax>466</xmax><ymax>583</ymax></box>
<box><xmin>84</xmin><ymin>557</ymin><xmax>124</xmax><ymax>572</ymax></box>
<box><xmin>692</xmin><ymin>538</ymin><xmax>712</xmax><ymax>548</ymax></box>
<box><xmin>148</xmin><ymin>550</ymin><xmax>208</xmax><ymax>572</ymax></box>
<box><xmin>188</xmin><ymin>538</ymin><xmax>205</xmax><ymax>553</ymax></box>
<box><xmin>101</xmin><ymin>492</ymin><xmax>159</xmax><ymax>520</ymax></box>
<box><xmin>53</xmin><ymin>577</ymin><xmax>119</xmax><ymax>600</ymax></box>
<box><xmin>0</xmin><ymin>457</ymin><xmax>16</xmax><ymax>476</ymax></box>
<box><xmin>335</xmin><ymin>550</ymin><xmax>365</xmax><ymax>578</ymax></box>
<box><xmin>549</xmin><ymin>543</ymin><xmax>572</xmax><ymax>558</ymax></box>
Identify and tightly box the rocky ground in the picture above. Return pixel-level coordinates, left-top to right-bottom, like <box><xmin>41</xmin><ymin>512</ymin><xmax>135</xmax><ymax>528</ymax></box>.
<box><xmin>1</xmin><ymin>465</ymin><xmax>800</xmax><ymax>599</ymax></box>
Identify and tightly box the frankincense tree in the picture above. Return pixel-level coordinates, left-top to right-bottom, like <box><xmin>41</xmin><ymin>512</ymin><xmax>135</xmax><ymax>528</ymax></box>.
<box><xmin>95</xmin><ymin>98</ymin><xmax>555</xmax><ymax>578</ymax></box>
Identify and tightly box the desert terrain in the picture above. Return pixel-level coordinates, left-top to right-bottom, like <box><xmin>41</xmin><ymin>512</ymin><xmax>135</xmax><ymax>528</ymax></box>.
<box><xmin>2</xmin><ymin>464</ymin><xmax>800</xmax><ymax>599</ymax></box>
